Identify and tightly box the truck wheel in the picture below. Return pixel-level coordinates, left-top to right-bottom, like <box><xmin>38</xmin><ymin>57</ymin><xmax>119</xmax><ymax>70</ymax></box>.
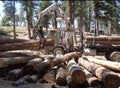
<box><xmin>110</xmin><ymin>51</ymin><xmax>120</xmax><ymax>62</ymax></box>
<box><xmin>53</xmin><ymin>47</ymin><xmax>65</xmax><ymax>56</ymax></box>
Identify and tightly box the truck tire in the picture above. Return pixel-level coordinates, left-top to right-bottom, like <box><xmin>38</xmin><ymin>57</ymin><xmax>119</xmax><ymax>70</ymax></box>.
<box><xmin>53</xmin><ymin>47</ymin><xmax>65</xmax><ymax>56</ymax></box>
<box><xmin>110</xmin><ymin>51</ymin><xmax>120</xmax><ymax>62</ymax></box>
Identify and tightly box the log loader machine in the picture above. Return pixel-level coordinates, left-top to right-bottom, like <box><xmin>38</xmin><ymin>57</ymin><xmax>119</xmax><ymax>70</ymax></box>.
<box><xmin>31</xmin><ymin>2</ymin><xmax>78</xmax><ymax>55</ymax></box>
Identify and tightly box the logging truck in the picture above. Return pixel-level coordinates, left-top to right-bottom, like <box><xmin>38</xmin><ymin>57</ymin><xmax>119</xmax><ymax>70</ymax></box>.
<box><xmin>31</xmin><ymin>2</ymin><xmax>77</xmax><ymax>55</ymax></box>
<box><xmin>83</xmin><ymin>31</ymin><xmax>120</xmax><ymax>61</ymax></box>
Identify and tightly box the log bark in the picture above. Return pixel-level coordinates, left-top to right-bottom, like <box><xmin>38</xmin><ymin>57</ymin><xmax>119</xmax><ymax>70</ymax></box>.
<box><xmin>85</xmin><ymin>36</ymin><xmax>120</xmax><ymax>45</ymax></box>
<box><xmin>81</xmin><ymin>66</ymin><xmax>104</xmax><ymax>88</ymax></box>
<box><xmin>0</xmin><ymin>55</ymin><xmax>37</xmax><ymax>68</ymax></box>
<box><xmin>0</xmin><ymin>38</ymin><xmax>27</xmax><ymax>44</ymax></box>
<box><xmin>25</xmin><ymin>74</ymin><xmax>39</xmax><ymax>83</ymax></box>
<box><xmin>50</xmin><ymin>52</ymin><xmax>81</xmax><ymax>67</ymax></box>
<box><xmin>85</xmin><ymin>40</ymin><xmax>120</xmax><ymax>45</ymax></box>
<box><xmin>56</xmin><ymin>65</ymin><xmax>67</xmax><ymax>86</ymax></box>
<box><xmin>39</xmin><ymin>55</ymin><xmax>55</xmax><ymax>60</ymax></box>
<box><xmin>0</xmin><ymin>52</ymin><xmax>28</xmax><ymax>58</ymax></box>
<box><xmin>5</xmin><ymin>68</ymin><xmax>23</xmax><ymax>81</ymax></box>
<box><xmin>84</xmin><ymin>56</ymin><xmax>120</xmax><ymax>72</ymax></box>
<box><xmin>33</xmin><ymin>59</ymin><xmax>50</xmax><ymax>72</ymax></box>
<box><xmin>78</xmin><ymin>57</ymin><xmax>120</xmax><ymax>88</ymax></box>
<box><xmin>85</xmin><ymin>36</ymin><xmax>120</xmax><ymax>41</ymax></box>
<box><xmin>12</xmin><ymin>75</ymin><xmax>30</xmax><ymax>86</ymax></box>
<box><xmin>23</xmin><ymin>57</ymin><xmax>43</xmax><ymax>75</ymax></box>
<box><xmin>67</xmin><ymin>59</ymin><xmax>86</xmax><ymax>85</ymax></box>
<box><xmin>0</xmin><ymin>39</ymin><xmax>54</xmax><ymax>52</ymax></box>
<box><xmin>0</xmin><ymin>64</ymin><xmax>25</xmax><ymax>78</ymax></box>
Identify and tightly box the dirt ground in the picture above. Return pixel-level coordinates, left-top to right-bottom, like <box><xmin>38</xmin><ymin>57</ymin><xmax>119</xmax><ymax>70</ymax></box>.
<box><xmin>0</xmin><ymin>79</ymin><xmax>68</xmax><ymax>88</ymax></box>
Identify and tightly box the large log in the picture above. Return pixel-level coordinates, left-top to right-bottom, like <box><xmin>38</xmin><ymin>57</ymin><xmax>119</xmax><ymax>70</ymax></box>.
<box><xmin>12</xmin><ymin>75</ymin><xmax>30</xmax><ymax>86</ymax></box>
<box><xmin>50</xmin><ymin>52</ymin><xmax>81</xmax><ymax>67</ymax></box>
<box><xmin>33</xmin><ymin>59</ymin><xmax>51</xmax><ymax>72</ymax></box>
<box><xmin>85</xmin><ymin>36</ymin><xmax>120</xmax><ymax>41</ymax></box>
<box><xmin>0</xmin><ymin>52</ymin><xmax>29</xmax><ymax>58</ymax></box>
<box><xmin>81</xmin><ymin>66</ymin><xmax>104</xmax><ymax>88</ymax></box>
<box><xmin>56</xmin><ymin>64</ymin><xmax>67</xmax><ymax>86</ymax></box>
<box><xmin>0</xmin><ymin>63</ymin><xmax>25</xmax><ymax>78</ymax></box>
<box><xmin>85</xmin><ymin>40</ymin><xmax>120</xmax><ymax>45</ymax></box>
<box><xmin>0</xmin><ymin>38</ymin><xmax>27</xmax><ymax>44</ymax></box>
<box><xmin>0</xmin><ymin>55</ymin><xmax>37</xmax><ymax>68</ymax></box>
<box><xmin>23</xmin><ymin>57</ymin><xmax>43</xmax><ymax>75</ymax></box>
<box><xmin>5</xmin><ymin>68</ymin><xmax>23</xmax><ymax>81</ymax></box>
<box><xmin>0</xmin><ymin>39</ymin><xmax>54</xmax><ymax>52</ymax></box>
<box><xmin>25</xmin><ymin>74</ymin><xmax>39</xmax><ymax>83</ymax></box>
<box><xmin>78</xmin><ymin>57</ymin><xmax>120</xmax><ymax>88</ymax></box>
<box><xmin>85</xmin><ymin>36</ymin><xmax>120</xmax><ymax>45</ymax></box>
<box><xmin>67</xmin><ymin>59</ymin><xmax>86</xmax><ymax>85</ymax></box>
<box><xmin>84</xmin><ymin>56</ymin><xmax>120</xmax><ymax>72</ymax></box>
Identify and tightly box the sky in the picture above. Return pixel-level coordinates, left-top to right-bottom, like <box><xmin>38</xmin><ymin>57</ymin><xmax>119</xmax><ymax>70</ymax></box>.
<box><xmin>0</xmin><ymin>1</ymin><xmax>21</xmax><ymax>22</ymax></box>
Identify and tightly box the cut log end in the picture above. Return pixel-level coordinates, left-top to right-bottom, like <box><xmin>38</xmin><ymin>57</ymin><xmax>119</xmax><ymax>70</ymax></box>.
<box><xmin>71</xmin><ymin>70</ymin><xmax>86</xmax><ymax>84</ymax></box>
<box><xmin>104</xmin><ymin>73</ymin><xmax>120</xmax><ymax>88</ymax></box>
<box><xmin>56</xmin><ymin>77</ymin><xmax>67</xmax><ymax>86</ymax></box>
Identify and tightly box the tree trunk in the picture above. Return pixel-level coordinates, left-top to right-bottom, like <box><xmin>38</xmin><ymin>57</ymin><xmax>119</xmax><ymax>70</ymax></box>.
<box><xmin>84</xmin><ymin>56</ymin><xmax>120</xmax><ymax>72</ymax></box>
<box><xmin>79</xmin><ymin>1</ymin><xmax>83</xmax><ymax>49</ymax></box>
<box><xmin>0</xmin><ymin>40</ymin><xmax>54</xmax><ymax>52</ymax></box>
<box><xmin>26</xmin><ymin>1</ymin><xmax>31</xmax><ymax>39</ymax></box>
<box><xmin>23</xmin><ymin>57</ymin><xmax>43</xmax><ymax>75</ymax></box>
<box><xmin>78</xmin><ymin>57</ymin><xmax>120</xmax><ymax>88</ymax></box>
<box><xmin>0</xmin><ymin>55</ymin><xmax>37</xmax><ymax>68</ymax></box>
<box><xmin>109</xmin><ymin>21</ymin><xmax>113</xmax><ymax>36</ymax></box>
<box><xmin>54</xmin><ymin>0</ymin><xmax>57</xmax><ymax>29</ymax></box>
<box><xmin>67</xmin><ymin>59</ymin><xmax>86</xmax><ymax>85</ymax></box>
<box><xmin>88</xmin><ymin>5</ymin><xmax>91</xmax><ymax>32</ymax></box>
<box><xmin>50</xmin><ymin>52</ymin><xmax>81</xmax><ymax>67</ymax></box>
<box><xmin>13</xmin><ymin>1</ymin><xmax>16</xmax><ymax>39</ymax></box>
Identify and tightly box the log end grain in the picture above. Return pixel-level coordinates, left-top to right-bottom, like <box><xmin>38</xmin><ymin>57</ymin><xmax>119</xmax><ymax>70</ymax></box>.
<box><xmin>104</xmin><ymin>73</ymin><xmax>120</xmax><ymax>88</ymax></box>
<box><xmin>71</xmin><ymin>70</ymin><xmax>86</xmax><ymax>84</ymax></box>
<box><xmin>56</xmin><ymin>77</ymin><xmax>67</xmax><ymax>86</ymax></box>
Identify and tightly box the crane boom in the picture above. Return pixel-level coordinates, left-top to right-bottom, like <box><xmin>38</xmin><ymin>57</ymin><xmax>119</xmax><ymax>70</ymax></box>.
<box><xmin>32</xmin><ymin>2</ymin><xmax>71</xmax><ymax>39</ymax></box>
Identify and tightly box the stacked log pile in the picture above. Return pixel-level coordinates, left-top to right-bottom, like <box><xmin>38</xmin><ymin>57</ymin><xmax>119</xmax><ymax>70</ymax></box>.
<box><xmin>1</xmin><ymin>39</ymin><xmax>120</xmax><ymax>88</ymax></box>
<box><xmin>0</xmin><ymin>39</ymin><xmax>54</xmax><ymax>52</ymax></box>
<box><xmin>85</xmin><ymin>36</ymin><xmax>120</xmax><ymax>45</ymax></box>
